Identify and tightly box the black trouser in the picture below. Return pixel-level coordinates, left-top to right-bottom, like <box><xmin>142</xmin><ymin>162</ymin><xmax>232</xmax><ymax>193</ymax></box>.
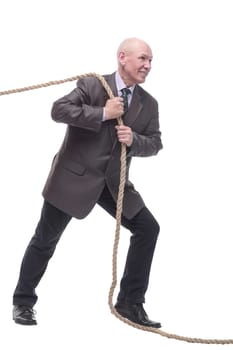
<box><xmin>13</xmin><ymin>186</ymin><xmax>160</xmax><ymax>307</ymax></box>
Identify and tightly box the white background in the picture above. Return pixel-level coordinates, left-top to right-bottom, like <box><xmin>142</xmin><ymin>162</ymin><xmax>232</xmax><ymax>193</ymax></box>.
<box><xmin>1</xmin><ymin>0</ymin><xmax>233</xmax><ymax>348</ymax></box>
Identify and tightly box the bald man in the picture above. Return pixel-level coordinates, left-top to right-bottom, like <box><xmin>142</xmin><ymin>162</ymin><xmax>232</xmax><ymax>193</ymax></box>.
<box><xmin>13</xmin><ymin>38</ymin><xmax>163</xmax><ymax>327</ymax></box>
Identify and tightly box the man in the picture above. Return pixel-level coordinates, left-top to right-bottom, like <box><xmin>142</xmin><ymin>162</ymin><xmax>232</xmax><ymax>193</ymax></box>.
<box><xmin>13</xmin><ymin>37</ymin><xmax>163</xmax><ymax>327</ymax></box>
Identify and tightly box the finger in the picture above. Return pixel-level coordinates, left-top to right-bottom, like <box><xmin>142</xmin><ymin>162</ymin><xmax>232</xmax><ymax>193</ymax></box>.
<box><xmin>115</xmin><ymin>125</ymin><xmax>128</xmax><ymax>131</ymax></box>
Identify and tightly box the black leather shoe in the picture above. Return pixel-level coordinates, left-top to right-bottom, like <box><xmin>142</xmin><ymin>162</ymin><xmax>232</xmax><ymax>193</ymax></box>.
<box><xmin>115</xmin><ymin>302</ymin><xmax>161</xmax><ymax>328</ymax></box>
<box><xmin>13</xmin><ymin>305</ymin><xmax>37</xmax><ymax>325</ymax></box>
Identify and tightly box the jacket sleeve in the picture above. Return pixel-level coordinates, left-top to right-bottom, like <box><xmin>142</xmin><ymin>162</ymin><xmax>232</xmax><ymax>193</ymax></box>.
<box><xmin>128</xmin><ymin>101</ymin><xmax>163</xmax><ymax>157</ymax></box>
<box><xmin>51</xmin><ymin>78</ymin><xmax>103</xmax><ymax>132</ymax></box>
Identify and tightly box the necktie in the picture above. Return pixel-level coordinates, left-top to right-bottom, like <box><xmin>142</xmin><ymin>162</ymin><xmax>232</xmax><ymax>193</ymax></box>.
<box><xmin>120</xmin><ymin>88</ymin><xmax>131</xmax><ymax>114</ymax></box>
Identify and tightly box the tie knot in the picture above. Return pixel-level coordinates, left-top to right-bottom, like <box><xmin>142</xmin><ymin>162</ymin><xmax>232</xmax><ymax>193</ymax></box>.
<box><xmin>121</xmin><ymin>88</ymin><xmax>131</xmax><ymax>97</ymax></box>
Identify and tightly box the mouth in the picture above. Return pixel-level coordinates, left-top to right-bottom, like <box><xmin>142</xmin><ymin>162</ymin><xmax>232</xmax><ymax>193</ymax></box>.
<box><xmin>139</xmin><ymin>71</ymin><xmax>148</xmax><ymax>76</ymax></box>
<box><xmin>138</xmin><ymin>71</ymin><xmax>148</xmax><ymax>79</ymax></box>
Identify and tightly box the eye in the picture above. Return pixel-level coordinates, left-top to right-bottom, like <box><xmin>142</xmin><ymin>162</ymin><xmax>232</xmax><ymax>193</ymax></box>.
<box><xmin>139</xmin><ymin>56</ymin><xmax>152</xmax><ymax>64</ymax></box>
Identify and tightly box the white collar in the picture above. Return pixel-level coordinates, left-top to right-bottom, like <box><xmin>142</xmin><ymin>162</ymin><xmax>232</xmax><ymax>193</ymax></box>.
<box><xmin>115</xmin><ymin>71</ymin><xmax>135</xmax><ymax>95</ymax></box>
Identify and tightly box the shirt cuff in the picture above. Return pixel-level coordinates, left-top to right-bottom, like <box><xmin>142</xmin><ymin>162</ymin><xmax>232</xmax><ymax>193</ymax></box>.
<box><xmin>102</xmin><ymin>108</ymin><xmax>106</xmax><ymax>121</ymax></box>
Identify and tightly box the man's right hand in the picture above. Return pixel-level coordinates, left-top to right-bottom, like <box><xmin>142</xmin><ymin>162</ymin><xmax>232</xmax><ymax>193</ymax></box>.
<box><xmin>104</xmin><ymin>97</ymin><xmax>124</xmax><ymax>120</ymax></box>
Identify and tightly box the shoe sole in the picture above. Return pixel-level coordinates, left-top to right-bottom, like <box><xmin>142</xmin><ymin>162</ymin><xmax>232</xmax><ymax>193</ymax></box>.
<box><xmin>13</xmin><ymin>318</ymin><xmax>37</xmax><ymax>326</ymax></box>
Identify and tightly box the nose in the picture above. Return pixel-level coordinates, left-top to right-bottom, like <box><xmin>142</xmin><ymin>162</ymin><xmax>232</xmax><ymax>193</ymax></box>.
<box><xmin>144</xmin><ymin>59</ymin><xmax>151</xmax><ymax>70</ymax></box>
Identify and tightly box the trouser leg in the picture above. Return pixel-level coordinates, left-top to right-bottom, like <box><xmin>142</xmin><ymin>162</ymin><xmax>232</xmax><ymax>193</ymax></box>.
<box><xmin>13</xmin><ymin>201</ymin><xmax>72</xmax><ymax>307</ymax></box>
<box><xmin>98</xmin><ymin>186</ymin><xmax>160</xmax><ymax>304</ymax></box>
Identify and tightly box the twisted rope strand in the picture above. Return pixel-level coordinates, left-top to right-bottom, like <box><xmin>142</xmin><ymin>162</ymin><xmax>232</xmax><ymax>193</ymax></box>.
<box><xmin>1</xmin><ymin>74</ymin><xmax>233</xmax><ymax>345</ymax></box>
<box><xmin>0</xmin><ymin>73</ymin><xmax>112</xmax><ymax>97</ymax></box>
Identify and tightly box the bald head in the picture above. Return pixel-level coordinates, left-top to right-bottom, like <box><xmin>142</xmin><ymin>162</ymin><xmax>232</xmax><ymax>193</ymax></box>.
<box><xmin>117</xmin><ymin>38</ymin><xmax>152</xmax><ymax>57</ymax></box>
<box><xmin>117</xmin><ymin>38</ymin><xmax>153</xmax><ymax>86</ymax></box>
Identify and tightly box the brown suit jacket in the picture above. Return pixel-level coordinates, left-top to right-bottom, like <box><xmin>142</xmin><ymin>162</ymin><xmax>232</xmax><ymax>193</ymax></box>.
<box><xmin>42</xmin><ymin>72</ymin><xmax>163</xmax><ymax>219</ymax></box>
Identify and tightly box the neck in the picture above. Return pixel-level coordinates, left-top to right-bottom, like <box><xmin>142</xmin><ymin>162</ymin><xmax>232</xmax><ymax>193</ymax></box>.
<box><xmin>118</xmin><ymin>69</ymin><xmax>133</xmax><ymax>87</ymax></box>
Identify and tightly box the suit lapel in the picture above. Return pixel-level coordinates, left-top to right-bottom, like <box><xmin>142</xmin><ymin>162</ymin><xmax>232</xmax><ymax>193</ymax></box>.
<box><xmin>102</xmin><ymin>75</ymin><xmax>143</xmax><ymax>146</ymax></box>
<box><xmin>104</xmin><ymin>73</ymin><xmax>118</xmax><ymax>97</ymax></box>
<box><xmin>123</xmin><ymin>86</ymin><xmax>143</xmax><ymax>127</ymax></box>
<box><xmin>103</xmin><ymin>74</ymin><xmax>118</xmax><ymax>144</ymax></box>
<box><xmin>103</xmin><ymin>75</ymin><xmax>143</xmax><ymax>127</ymax></box>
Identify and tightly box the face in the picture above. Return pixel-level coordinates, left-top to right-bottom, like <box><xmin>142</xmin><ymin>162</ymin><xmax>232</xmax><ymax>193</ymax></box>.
<box><xmin>119</xmin><ymin>41</ymin><xmax>153</xmax><ymax>86</ymax></box>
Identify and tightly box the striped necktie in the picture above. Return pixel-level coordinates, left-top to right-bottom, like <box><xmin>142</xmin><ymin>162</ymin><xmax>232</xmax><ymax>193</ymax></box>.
<box><xmin>120</xmin><ymin>88</ymin><xmax>131</xmax><ymax>114</ymax></box>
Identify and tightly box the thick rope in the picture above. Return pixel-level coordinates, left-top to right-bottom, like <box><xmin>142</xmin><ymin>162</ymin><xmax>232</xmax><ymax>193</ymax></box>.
<box><xmin>0</xmin><ymin>74</ymin><xmax>96</xmax><ymax>96</ymax></box>
<box><xmin>1</xmin><ymin>74</ymin><xmax>233</xmax><ymax>345</ymax></box>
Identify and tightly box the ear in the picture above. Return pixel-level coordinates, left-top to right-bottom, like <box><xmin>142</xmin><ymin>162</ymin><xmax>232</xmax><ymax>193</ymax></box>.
<box><xmin>118</xmin><ymin>51</ymin><xmax>126</xmax><ymax>65</ymax></box>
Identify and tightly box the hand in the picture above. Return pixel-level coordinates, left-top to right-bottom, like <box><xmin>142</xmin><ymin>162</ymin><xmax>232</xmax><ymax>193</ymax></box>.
<box><xmin>104</xmin><ymin>97</ymin><xmax>124</xmax><ymax>120</ymax></box>
<box><xmin>115</xmin><ymin>125</ymin><xmax>133</xmax><ymax>147</ymax></box>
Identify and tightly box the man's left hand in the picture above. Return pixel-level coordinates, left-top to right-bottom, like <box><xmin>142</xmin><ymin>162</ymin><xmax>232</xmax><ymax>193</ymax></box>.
<box><xmin>115</xmin><ymin>125</ymin><xmax>133</xmax><ymax>147</ymax></box>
